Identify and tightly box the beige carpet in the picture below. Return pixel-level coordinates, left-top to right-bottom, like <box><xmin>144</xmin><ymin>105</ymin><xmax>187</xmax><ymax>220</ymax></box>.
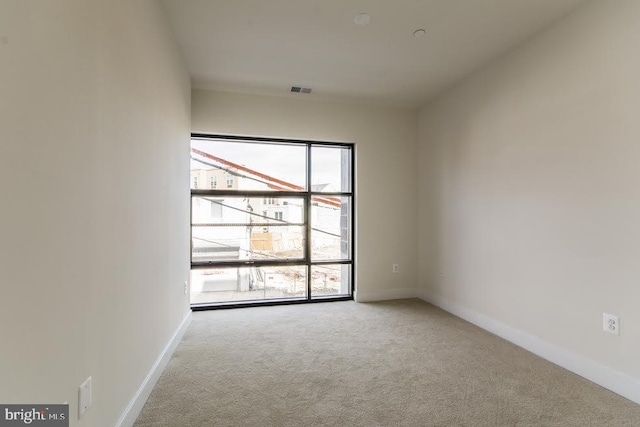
<box><xmin>135</xmin><ymin>299</ymin><xmax>640</xmax><ymax>426</ymax></box>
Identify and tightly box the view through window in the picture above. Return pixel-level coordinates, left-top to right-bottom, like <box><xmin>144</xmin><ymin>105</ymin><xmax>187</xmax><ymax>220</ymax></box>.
<box><xmin>190</xmin><ymin>135</ymin><xmax>354</xmax><ymax>307</ymax></box>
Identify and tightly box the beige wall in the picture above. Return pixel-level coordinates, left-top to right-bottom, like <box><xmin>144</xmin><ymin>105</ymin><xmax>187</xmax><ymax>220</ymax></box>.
<box><xmin>192</xmin><ymin>90</ymin><xmax>418</xmax><ymax>301</ymax></box>
<box><xmin>418</xmin><ymin>0</ymin><xmax>640</xmax><ymax>386</ymax></box>
<box><xmin>0</xmin><ymin>1</ymin><xmax>191</xmax><ymax>425</ymax></box>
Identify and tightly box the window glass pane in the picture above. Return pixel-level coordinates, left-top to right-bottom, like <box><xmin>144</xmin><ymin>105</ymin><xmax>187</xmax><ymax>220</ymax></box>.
<box><xmin>191</xmin><ymin>139</ymin><xmax>307</xmax><ymax>191</ymax></box>
<box><xmin>311</xmin><ymin>196</ymin><xmax>351</xmax><ymax>261</ymax></box>
<box><xmin>192</xmin><ymin>225</ymin><xmax>305</xmax><ymax>263</ymax></box>
<box><xmin>191</xmin><ymin>266</ymin><xmax>307</xmax><ymax>304</ymax></box>
<box><xmin>192</xmin><ymin>196</ymin><xmax>304</xmax><ymax>225</ymax></box>
<box><xmin>311</xmin><ymin>264</ymin><xmax>351</xmax><ymax>298</ymax></box>
<box><xmin>311</xmin><ymin>145</ymin><xmax>351</xmax><ymax>193</ymax></box>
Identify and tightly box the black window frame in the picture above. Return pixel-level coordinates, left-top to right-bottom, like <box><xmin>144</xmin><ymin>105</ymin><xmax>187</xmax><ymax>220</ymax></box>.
<box><xmin>190</xmin><ymin>133</ymin><xmax>355</xmax><ymax>310</ymax></box>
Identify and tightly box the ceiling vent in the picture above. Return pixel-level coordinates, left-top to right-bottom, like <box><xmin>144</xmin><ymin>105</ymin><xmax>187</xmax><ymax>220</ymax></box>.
<box><xmin>291</xmin><ymin>86</ymin><xmax>312</xmax><ymax>94</ymax></box>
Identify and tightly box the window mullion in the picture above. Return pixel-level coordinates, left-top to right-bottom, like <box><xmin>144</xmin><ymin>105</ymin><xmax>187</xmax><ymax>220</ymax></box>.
<box><xmin>305</xmin><ymin>144</ymin><xmax>312</xmax><ymax>300</ymax></box>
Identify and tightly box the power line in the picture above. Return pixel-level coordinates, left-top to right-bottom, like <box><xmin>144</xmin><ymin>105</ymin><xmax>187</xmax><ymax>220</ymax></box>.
<box><xmin>201</xmin><ymin>198</ymin><xmax>342</xmax><ymax>238</ymax></box>
<box><xmin>191</xmin><ymin>155</ymin><xmax>342</xmax><ymax>208</ymax></box>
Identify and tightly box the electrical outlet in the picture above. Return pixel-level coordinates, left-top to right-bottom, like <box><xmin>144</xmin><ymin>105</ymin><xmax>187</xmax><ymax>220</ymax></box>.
<box><xmin>603</xmin><ymin>313</ymin><xmax>620</xmax><ymax>336</ymax></box>
<box><xmin>79</xmin><ymin>376</ymin><xmax>92</xmax><ymax>418</ymax></box>
<box><xmin>184</xmin><ymin>281</ymin><xmax>188</xmax><ymax>295</ymax></box>
<box><xmin>392</xmin><ymin>264</ymin><xmax>399</xmax><ymax>273</ymax></box>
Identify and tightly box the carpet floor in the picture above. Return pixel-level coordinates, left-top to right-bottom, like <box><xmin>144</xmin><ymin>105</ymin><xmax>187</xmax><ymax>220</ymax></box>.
<box><xmin>134</xmin><ymin>299</ymin><xmax>640</xmax><ymax>426</ymax></box>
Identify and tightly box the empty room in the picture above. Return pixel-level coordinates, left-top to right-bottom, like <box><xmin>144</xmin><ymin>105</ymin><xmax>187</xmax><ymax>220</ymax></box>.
<box><xmin>1</xmin><ymin>0</ymin><xmax>639</xmax><ymax>426</ymax></box>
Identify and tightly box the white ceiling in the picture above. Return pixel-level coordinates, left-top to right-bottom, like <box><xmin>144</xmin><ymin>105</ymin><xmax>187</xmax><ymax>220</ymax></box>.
<box><xmin>160</xmin><ymin>0</ymin><xmax>587</xmax><ymax>108</ymax></box>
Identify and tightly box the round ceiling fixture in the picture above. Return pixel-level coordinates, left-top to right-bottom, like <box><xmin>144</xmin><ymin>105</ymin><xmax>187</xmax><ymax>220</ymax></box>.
<box><xmin>354</xmin><ymin>13</ymin><xmax>371</xmax><ymax>26</ymax></box>
<box><xmin>413</xmin><ymin>29</ymin><xmax>426</xmax><ymax>37</ymax></box>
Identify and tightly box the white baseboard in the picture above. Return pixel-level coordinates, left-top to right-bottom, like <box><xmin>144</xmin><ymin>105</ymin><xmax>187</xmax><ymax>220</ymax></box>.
<box><xmin>116</xmin><ymin>311</ymin><xmax>193</xmax><ymax>427</ymax></box>
<box><xmin>417</xmin><ymin>289</ymin><xmax>640</xmax><ymax>405</ymax></box>
<box><xmin>355</xmin><ymin>287</ymin><xmax>417</xmax><ymax>303</ymax></box>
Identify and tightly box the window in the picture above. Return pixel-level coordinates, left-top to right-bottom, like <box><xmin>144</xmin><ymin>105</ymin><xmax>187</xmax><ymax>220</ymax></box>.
<box><xmin>210</xmin><ymin>175</ymin><xmax>217</xmax><ymax>189</ymax></box>
<box><xmin>190</xmin><ymin>134</ymin><xmax>354</xmax><ymax>308</ymax></box>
